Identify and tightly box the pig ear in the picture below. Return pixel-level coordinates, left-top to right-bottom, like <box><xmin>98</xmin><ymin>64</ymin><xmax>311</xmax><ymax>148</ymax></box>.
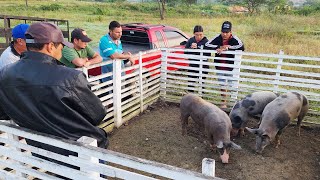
<box><xmin>245</xmin><ymin>127</ymin><xmax>258</xmax><ymax>135</ymax></box>
<box><xmin>231</xmin><ymin>141</ymin><xmax>242</xmax><ymax>150</ymax></box>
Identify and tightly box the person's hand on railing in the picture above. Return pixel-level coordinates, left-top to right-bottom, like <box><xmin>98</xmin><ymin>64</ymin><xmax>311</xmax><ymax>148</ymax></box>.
<box><xmin>217</xmin><ymin>45</ymin><xmax>230</xmax><ymax>54</ymax></box>
<box><xmin>123</xmin><ymin>52</ymin><xmax>132</xmax><ymax>58</ymax></box>
<box><xmin>84</xmin><ymin>61</ymin><xmax>91</xmax><ymax>67</ymax></box>
<box><xmin>128</xmin><ymin>57</ymin><xmax>135</xmax><ymax>65</ymax></box>
<box><xmin>191</xmin><ymin>43</ymin><xmax>197</xmax><ymax>49</ymax></box>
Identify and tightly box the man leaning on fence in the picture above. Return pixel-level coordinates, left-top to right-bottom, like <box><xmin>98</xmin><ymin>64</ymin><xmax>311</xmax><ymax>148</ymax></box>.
<box><xmin>60</xmin><ymin>28</ymin><xmax>102</xmax><ymax>70</ymax></box>
<box><xmin>0</xmin><ymin>22</ymin><xmax>108</xmax><ymax>170</ymax></box>
<box><xmin>99</xmin><ymin>20</ymin><xmax>135</xmax><ymax>82</ymax></box>
<box><xmin>205</xmin><ymin>21</ymin><xmax>244</xmax><ymax>109</ymax></box>
<box><xmin>185</xmin><ymin>25</ymin><xmax>210</xmax><ymax>92</ymax></box>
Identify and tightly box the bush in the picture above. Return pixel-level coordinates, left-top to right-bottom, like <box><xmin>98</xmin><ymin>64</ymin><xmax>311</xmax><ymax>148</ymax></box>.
<box><xmin>93</xmin><ymin>7</ymin><xmax>107</xmax><ymax>15</ymax></box>
<box><xmin>39</xmin><ymin>3</ymin><xmax>63</xmax><ymax>11</ymax></box>
<box><xmin>249</xmin><ymin>24</ymin><xmax>295</xmax><ymax>39</ymax></box>
<box><xmin>293</xmin><ymin>1</ymin><xmax>320</xmax><ymax>16</ymax></box>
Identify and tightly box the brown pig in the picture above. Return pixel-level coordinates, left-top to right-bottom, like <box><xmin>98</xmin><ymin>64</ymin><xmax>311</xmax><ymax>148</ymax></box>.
<box><xmin>180</xmin><ymin>94</ymin><xmax>241</xmax><ymax>163</ymax></box>
<box><xmin>246</xmin><ymin>92</ymin><xmax>309</xmax><ymax>154</ymax></box>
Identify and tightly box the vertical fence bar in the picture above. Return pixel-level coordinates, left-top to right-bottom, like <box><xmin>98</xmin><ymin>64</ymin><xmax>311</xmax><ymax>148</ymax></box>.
<box><xmin>77</xmin><ymin>136</ymin><xmax>99</xmax><ymax>178</ymax></box>
<box><xmin>7</xmin><ymin>133</ymin><xmax>27</xmax><ymax>178</ymax></box>
<box><xmin>274</xmin><ymin>50</ymin><xmax>284</xmax><ymax>93</ymax></box>
<box><xmin>82</xmin><ymin>67</ymin><xmax>89</xmax><ymax>79</ymax></box>
<box><xmin>231</xmin><ymin>50</ymin><xmax>243</xmax><ymax>101</ymax></box>
<box><xmin>138</xmin><ymin>52</ymin><xmax>144</xmax><ymax>113</ymax></box>
<box><xmin>160</xmin><ymin>49</ymin><xmax>168</xmax><ymax>98</ymax></box>
<box><xmin>113</xmin><ymin>59</ymin><xmax>122</xmax><ymax>128</ymax></box>
<box><xmin>201</xmin><ymin>158</ymin><xmax>215</xmax><ymax>177</ymax></box>
<box><xmin>4</xmin><ymin>16</ymin><xmax>9</xmax><ymax>45</ymax></box>
<box><xmin>198</xmin><ymin>46</ymin><xmax>204</xmax><ymax>95</ymax></box>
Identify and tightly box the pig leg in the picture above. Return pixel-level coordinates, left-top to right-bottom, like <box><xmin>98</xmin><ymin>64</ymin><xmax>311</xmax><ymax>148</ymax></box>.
<box><xmin>206</xmin><ymin>131</ymin><xmax>216</xmax><ymax>151</ymax></box>
<box><xmin>181</xmin><ymin>113</ymin><xmax>189</xmax><ymax>136</ymax></box>
<box><xmin>274</xmin><ymin>130</ymin><xmax>283</xmax><ymax>148</ymax></box>
<box><xmin>296</xmin><ymin>105</ymin><xmax>308</xmax><ymax>136</ymax></box>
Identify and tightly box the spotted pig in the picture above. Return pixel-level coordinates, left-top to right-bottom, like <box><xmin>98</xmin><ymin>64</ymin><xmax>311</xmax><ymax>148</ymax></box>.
<box><xmin>229</xmin><ymin>91</ymin><xmax>278</xmax><ymax>136</ymax></box>
<box><xmin>246</xmin><ymin>92</ymin><xmax>309</xmax><ymax>154</ymax></box>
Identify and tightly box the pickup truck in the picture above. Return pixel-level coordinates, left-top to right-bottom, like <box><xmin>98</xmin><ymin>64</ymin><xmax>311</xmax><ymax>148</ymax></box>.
<box><xmin>89</xmin><ymin>23</ymin><xmax>190</xmax><ymax>76</ymax></box>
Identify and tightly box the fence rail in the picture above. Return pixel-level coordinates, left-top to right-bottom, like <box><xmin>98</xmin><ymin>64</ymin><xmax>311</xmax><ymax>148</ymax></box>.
<box><xmin>82</xmin><ymin>47</ymin><xmax>319</xmax><ymax>129</ymax></box>
<box><xmin>0</xmin><ymin>122</ymin><xmax>219</xmax><ymax>179</ymax></box>
<box><xmin>160</xmin><ymin>48</ymin><xmax>320</xmax><ymax>124</ymax></box>
<box><xmin>0</xmin><ymin>48</ymin><xmax>319</xmax><ymax>178</ymax></box>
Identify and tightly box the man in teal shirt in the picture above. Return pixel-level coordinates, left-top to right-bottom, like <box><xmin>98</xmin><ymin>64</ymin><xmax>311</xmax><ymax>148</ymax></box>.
<box><xmin>61</xmin><ymin>28</ymin><xmax>102</xmax><ymax>69</ymax></box>
<box><xmin>99</xmin><ymin>21</ymin><xmax>134</xmax><ymax>82</ymax></box>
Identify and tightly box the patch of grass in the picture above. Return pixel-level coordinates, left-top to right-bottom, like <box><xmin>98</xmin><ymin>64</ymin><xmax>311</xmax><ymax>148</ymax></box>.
<box><xmin>39</xmin><ymin>3</ymin><xmax>63</xmax><ymax>11</ymax></box>
<box><xmin>0</xmin><ymin>0</ymin><xmax>319</xmax><ymax>57</ymax></box>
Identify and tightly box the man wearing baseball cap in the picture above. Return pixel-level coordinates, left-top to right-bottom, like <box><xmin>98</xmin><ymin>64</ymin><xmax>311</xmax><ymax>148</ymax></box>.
<box><xmin>0</xmin><ymin>23</ymin><xmax>29</xmax><ymax>69</ymax></box>
<box><xmin>60</xmin><ymin>28</ymin><xmax>102</xmax><ymax>71</ymax></box>
<box><xmin>0</xmin><ymin>22</ymin><xmax>108</xmax><ymax>168</ymax></box>
<box><xmin>205</xmin><ymin>21</ymin><xmax>245</xmax><ymax>109</ymax></box>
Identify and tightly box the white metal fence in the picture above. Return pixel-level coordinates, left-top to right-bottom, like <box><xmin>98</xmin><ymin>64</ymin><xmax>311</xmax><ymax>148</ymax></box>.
<box><xmin>0</xmin><ymin>122</ymin><xmax>219</xmax><ymax>179</ymax></box>
<box><xmin>160</xmin><ymin>48</ymin><xmax>320</xmax><ymax>124</ymax></box>
<box><xmin>0</xmin><ymin>48</ymin><xmax>319</xmax><ymax>179</ymax></box>
<box><xmin>82</xmin><ymin>48</ymin><xmax>319</xmax><ymax>132</ymax></box>
<box><xmin>82</xmin><ymin>49</ymin><xmax>162</xmax><ymax>131</ymax></box>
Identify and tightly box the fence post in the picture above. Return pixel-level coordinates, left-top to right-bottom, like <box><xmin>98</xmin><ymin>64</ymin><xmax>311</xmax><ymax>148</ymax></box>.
<box><xmin>113</xmin><ymin>59</ymin><xmax>122</xmax><ymax>128</ymax></box>
<box><xmin>77</xmin><ymin>136</ymin><xmax>99</xmax><ymax>178</ymax></box>
<box><xmin>160</xmin><ymin>49</ymin><xmax>168</xmax><ymax>98</ymax></box>
<box><xmin>82</xmin><ymin>66</ymin><xmax>89</xmax><ymax>79</ymax></box>
<box><xmin>138</xmin><ymin>51</ymin><xmax>144</xmax><ymax>113</ymax></box>
<box><xmin>198</xmin><ymin>46</ymin><xmax>204</xmax><ymax>95</ymax></box>
<box><xmin>231</xmin><ymin>50</ymin><xmax>242</xmax><ymax>101</ymax></box>
<box><xmin>7</xmin><ymin>133</ymin><xmax>27</xmax><ymax>178</ymax></box>
<box><xmin>202</xmin><ymin>158</ymin><xmax>215</xmax><ymax>177</ymax></box>
<box><xmin>274</xmin><ymin>50</ymin><xmax>284</xmax><ymax>93</ymax></box>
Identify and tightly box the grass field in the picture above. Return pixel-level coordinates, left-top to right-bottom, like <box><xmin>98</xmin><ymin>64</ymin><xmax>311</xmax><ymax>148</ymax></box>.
<box><xmin>0</xmin><ymin>0</ymin><xmax>320</xmax><ymax>57</ymax></box>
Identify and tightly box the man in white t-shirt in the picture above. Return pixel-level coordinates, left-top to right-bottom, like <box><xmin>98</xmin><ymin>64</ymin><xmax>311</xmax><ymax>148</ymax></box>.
<box><xmin>0</xmin><ymin>24</ymin><xmax>29</xmax><ymax>69</ymax></box>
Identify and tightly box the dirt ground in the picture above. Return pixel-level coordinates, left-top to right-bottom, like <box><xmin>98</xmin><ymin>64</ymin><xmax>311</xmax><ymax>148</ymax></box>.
<box><xmin>108</xmin><ymin>100</ymin><xmax>320</xmax><ymax>180</ymax></box>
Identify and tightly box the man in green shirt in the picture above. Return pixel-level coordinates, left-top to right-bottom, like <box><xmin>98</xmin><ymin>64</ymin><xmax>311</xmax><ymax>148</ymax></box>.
<box><xmin>60</xmin><ymin>28</ymin><xmax>102</xmax><ymax>69</ymax></box>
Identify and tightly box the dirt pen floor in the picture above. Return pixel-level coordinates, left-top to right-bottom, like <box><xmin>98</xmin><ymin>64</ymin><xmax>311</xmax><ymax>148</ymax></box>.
<box><xmin>108</xmin><ymin>100</ymin><xmax>320</xmax><ymax>180</ymax></box>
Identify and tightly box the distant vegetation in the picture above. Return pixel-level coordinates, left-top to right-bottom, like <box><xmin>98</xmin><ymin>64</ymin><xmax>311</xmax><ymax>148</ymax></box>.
<box><xmin>0</xmin><ymin>0</ymin><xmax>319</xmax><ymax>57</ymax></box>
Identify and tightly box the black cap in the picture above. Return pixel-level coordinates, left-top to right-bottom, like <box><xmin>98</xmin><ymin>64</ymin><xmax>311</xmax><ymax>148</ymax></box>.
<box><xmin>221</xmin><ymin>21</ymin><xmax>232</xmax><ymax>33</ymax></box>
<box><xmin>71</xmin><ymin>28</ymin><xmax>92</xmax><ymax>42</ymax></box>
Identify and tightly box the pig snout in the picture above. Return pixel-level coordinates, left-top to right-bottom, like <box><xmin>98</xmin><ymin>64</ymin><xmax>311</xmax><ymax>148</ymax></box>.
<box><xmin>220</xmin><ymin>149</ymin><xmax>229</xmax><ymax>164</ymax></box>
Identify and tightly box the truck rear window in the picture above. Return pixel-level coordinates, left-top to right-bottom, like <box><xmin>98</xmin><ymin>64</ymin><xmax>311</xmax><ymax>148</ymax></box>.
<box><xmin>121</xmin><ymin>30</ymin><xmax>149</xmax><ymax>45</ymax></box>
<box><xmin>121</xmin><ymin>30</ymin><xmax>151</xmax><ymax>54</ymax></box>
<box><xmin>164</xmin><ymin>31</ymin><xmax>188</xmax><ymax>47</ymax></box>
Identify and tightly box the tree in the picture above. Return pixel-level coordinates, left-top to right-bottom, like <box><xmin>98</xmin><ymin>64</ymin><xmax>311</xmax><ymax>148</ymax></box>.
<box><xmin>183</xmin><ymin>0</ymin><xmax>197</xmax><ymax>4</ymax></box>
<box><xmin>267</xmin><ymin>0</ymin><xmax>289</xmax><ymax>12</ymax></box>
<box><xmin>218</xmin><ymin>0</ymin><xmax>267</xmax><ymax>14</ymax></box>
<box><xmin>244</xmin><ymin>0</ymin><xmax>267</xmax><ymax>14</ymax></box>
<box><xmin>158</xmin><ymin>0</ymin><xmax>166</xmax><ymax>20</ymax></box>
